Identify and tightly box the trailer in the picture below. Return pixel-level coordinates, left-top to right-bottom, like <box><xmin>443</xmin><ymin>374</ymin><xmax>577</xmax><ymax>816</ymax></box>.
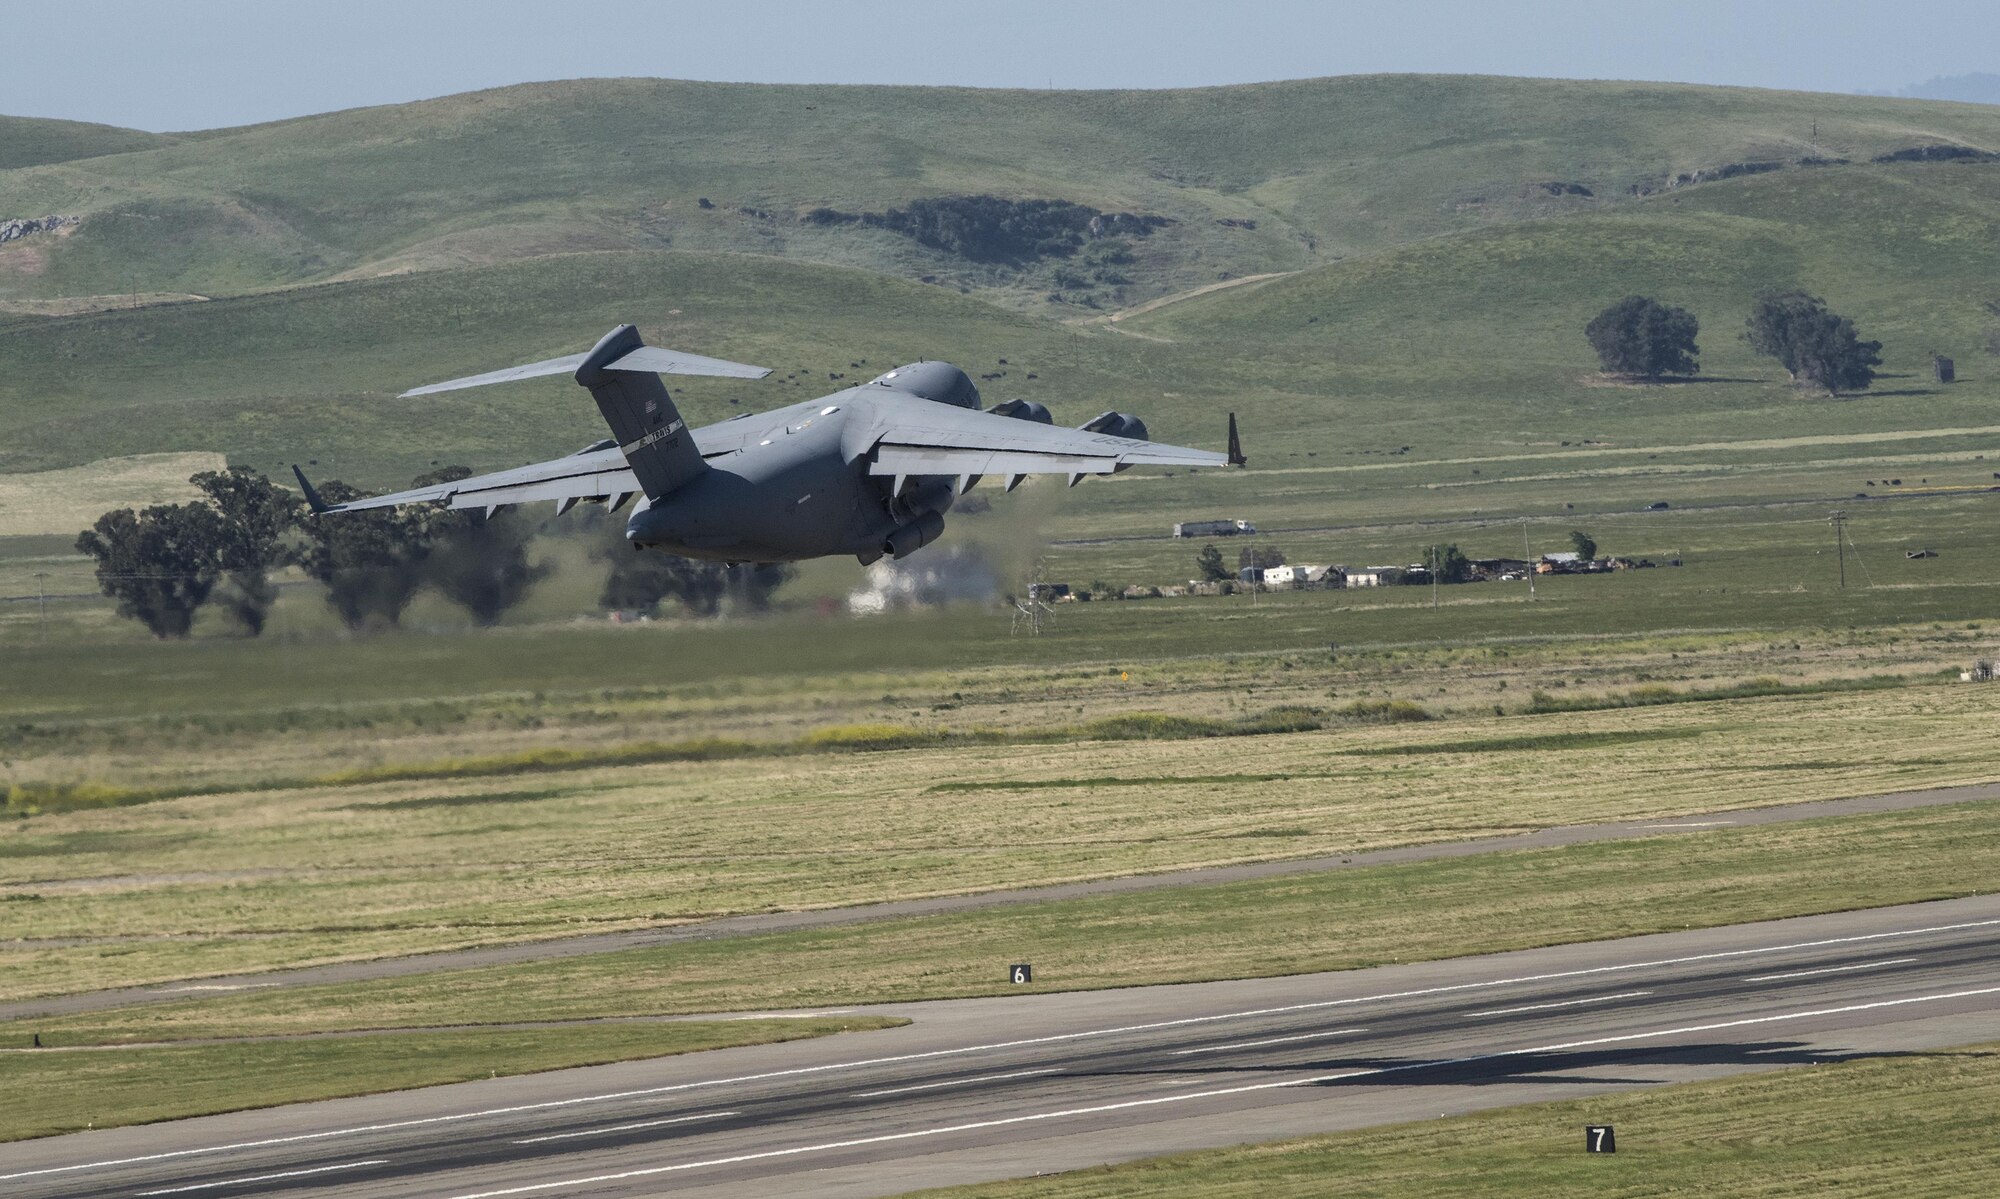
<box><xmin>1173</xmin><ymin>518</ymin><xmax>1256</xmax><ymax>538</ymax></box>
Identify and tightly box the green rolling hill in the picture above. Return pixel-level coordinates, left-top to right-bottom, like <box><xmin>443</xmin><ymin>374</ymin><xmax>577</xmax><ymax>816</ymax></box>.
<box><xmin>3</xmin><ymin>74</ymin><xmax>2000</xmax><ymax>547</ymax></box>
<box><xmin>0</xmin><ymin>115</ymin><xmax>176</xmax><ymax>172</ymax></box>
<box><xmin>5</xmin><ymin>75</ymin><xmax>2000</xmax><ymax>306</ymax></box>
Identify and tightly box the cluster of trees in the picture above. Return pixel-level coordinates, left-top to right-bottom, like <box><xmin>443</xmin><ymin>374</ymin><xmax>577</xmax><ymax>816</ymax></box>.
<box><xmin>591</xmin><ymin>520</ymin><xmax>792</xmax><ymax>617</ymax></box>
<box><xmin>1586</xmin><ymin>291</ymin><xmax>1883</xmax><ymax>395</ymax></box>
<box><xmin>75</xmin><ymin>468</ymin><xmax>802</xmax><ymax>639</ymax></box>
<box><xmin>75</xmin><ymin>468</ymin><xmax>303</xmax><ymax>639</ymax></box>
<box><xmin>75</xmin><ymin>466</ymin><xmax>550</xmax><ymax>638</ymax></box>
<box><xmin>1743</xmin><ymin>291</ymin><xmax>1883</xmax><ymax>396</ymax></box>
<box><xmin>803</xmin><ymin>195</ymin><xmax>1167</xmax><ymax>265</ymax></box>
<box><xmin>293</xmin><ymin>467</ymin><xmax>548</xmax><ymax>631</ymax></box>
<box><xmin>1193</xmin><ymin>544</ymin><xmax>1290</xmax><ymax>581</ymax></box>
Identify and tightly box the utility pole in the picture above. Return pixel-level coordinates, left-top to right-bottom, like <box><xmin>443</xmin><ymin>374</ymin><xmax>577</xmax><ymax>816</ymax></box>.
<box><xmin>1429</xmin><ymin>545</ymin><xmax>1440</xmax><ymax>610</ymax></box>
<box><xmin>1829</xmin><ymin>510</ymin><xmax>1848</xmax><ymax>588</ymax></box>
<box><xmin>1523</xmin><ymin>520</ymin><xmax>1535</xmax><ymax>600</ymax></box>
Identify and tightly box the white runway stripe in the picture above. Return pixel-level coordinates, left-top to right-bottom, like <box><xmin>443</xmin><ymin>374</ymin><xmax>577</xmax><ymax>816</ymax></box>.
<box><xmin>512</xmin><ymin>1112</ymin><xmax>737</xmax><ymax>1145</ymax></box>
<box><xmin>856</xmin><ymin>1069</ymin><xmax>1059</xmax><ymax>1098</ymax></box>
<box><xmin>11</xmin><ymin>914</ymin><xmax>1998</xmax><ymax>1184</ymax></box>
<box><xmin>443</xmin><ymin>983</ymin><xmax>2000</xmax><ymax>1199</ymax></box>
<box><xmin>1171</xmin><ymin>1028</ymin><xmax>1366</xmax><ymax>1055</ymax></box>
<box><xmin>135</xmin><ymin>1160</ymin><xmax>386</xmax><ymax>1195</ymax></box>
<box><xmin>1747</xmin><ymin>958</ymin><xmax>1917</xmax><ymax>982</ymax></box>
<box><xmin>1472</xmin><ymin>991</ymin><xmax>1652</xmax><ymax>1016</ymax></box>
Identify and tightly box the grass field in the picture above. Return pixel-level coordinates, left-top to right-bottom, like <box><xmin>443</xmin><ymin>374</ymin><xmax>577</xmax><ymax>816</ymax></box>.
<box><xmin>913</xmin><ymin>1040</ymin><xmax>2000</xmax><ymax>1198</ymax></box>
<box><xmin>0</xmin><ymin>1015</ymin><xmax>900</xmax><ymax>1142</ymax></box>
<box><xmin>0</xmin><ymin>451</ymin><xmax>223</xmax><ymax>536</ymax></box>
<box><xmin>14</xmin><ymin>797</ymin><xmax>1996</xmax><ymax>1045</ymax></box>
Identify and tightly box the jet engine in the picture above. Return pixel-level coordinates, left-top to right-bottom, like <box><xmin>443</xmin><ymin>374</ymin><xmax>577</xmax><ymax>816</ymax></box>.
<box><xmin>988</xmin><ymin>398</ymin><xmax>1053</xmax><ymax>424</ymax></box>
<box><xmin>1079</xmin><ymin>410</ymin><xmax>1149</xmax><ymax>441</ymax></box>
<box><xmin>887</xmin><ymin>479</ymin><xmax>956</xmax><ymax>527</ymax></box>
<box><xmin>883</xmin><ymin>510</ymin><xmax>946</xmax><ymax>558</ymax></box>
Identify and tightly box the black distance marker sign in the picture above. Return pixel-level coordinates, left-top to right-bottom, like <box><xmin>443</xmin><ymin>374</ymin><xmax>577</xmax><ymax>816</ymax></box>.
<box><xmin>1585</xmin><ymin>1125</ymin><xmax>1616</xmax><ymax>1153</ymax></box>
<box><xmin>1009</xmin><ymin>964</ymin><xmax>1033</xmax><ymax>985</ymax></box>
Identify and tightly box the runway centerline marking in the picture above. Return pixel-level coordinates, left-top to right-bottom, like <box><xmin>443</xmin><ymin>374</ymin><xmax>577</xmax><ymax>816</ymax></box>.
<box><xmin>134</xmin><ymin>1159</ymin><xmax>387</xmax><ymax>1195</ymax></box>
<box><xmin>856</xmin><ymin>1069</ymin><xmax>1059</xmax><ymax>1098</ymax></box>
<box><xmin>1472</xmin><ymin>991</ymin><xmax>1652</xmax><ymax>1017</ymax></box>
<box><xmin>512</xmin><ymin>1112</ymin><xmax>738</xmax><ymax>1145</ymax></box>
<box><xmin>1747</xmin><ymin>958</ymin><xmax>1917</xmax><ymax>982</ymax></box>
<box><xmin>440</xmin><ymin>984</ymin><xmax>2000</xmax><ymax>1198</ymax></box>
<box><xmin>1171</xmin><ymin>1028</ymin><xmax>1367</xmax><ymax>1055</ymax></box>
<box><xmin>11</xmin><ymin>914</ymin><xmax>1999</xmax><ymax>1184</ymax></box>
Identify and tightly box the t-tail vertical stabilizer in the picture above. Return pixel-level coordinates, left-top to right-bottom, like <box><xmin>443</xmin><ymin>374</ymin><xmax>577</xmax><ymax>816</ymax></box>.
<box><xmin>572</xmin><ymin>324</ymin><xmax>707</xmax><ymax>500</ymax></box>
<box><xmin>396</xmin><ymin>324</ymin><xmax>771</xmax><ymax>500</ymax></box>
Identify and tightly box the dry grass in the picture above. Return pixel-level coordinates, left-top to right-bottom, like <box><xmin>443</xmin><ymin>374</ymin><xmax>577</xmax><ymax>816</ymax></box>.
<box><xmin>25</xmin><ymin>796</ymin><xmax>2000</xmax><ymax>1042</ymax></box>
<box><xmin>3</xmin><ymin>679</ymin><xmax>1997</xmax><ymax>1001</ymax></box>
<box><xmin>0</xmin><ymin>452</ymin><xmax>223</xmax><ymax>536</ymax></box>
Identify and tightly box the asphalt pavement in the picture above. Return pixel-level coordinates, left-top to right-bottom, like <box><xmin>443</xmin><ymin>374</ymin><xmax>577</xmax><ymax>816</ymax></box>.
<box><xmin>6</xmin><ymin>894</ymin><xmax>1998</xmax><ymax>1198</ymax></box>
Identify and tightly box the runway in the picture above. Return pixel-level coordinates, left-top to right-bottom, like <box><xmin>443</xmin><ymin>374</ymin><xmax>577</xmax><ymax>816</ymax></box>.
<box><xmin>5</xmin><ymin>894</ymin><xmax>1998</xmax><ymax>1198</ymax></box>
<box><xmin>9</xmin><ymin>779</ymin><xmax>1995</xmax><ymax>1022</ymax></box>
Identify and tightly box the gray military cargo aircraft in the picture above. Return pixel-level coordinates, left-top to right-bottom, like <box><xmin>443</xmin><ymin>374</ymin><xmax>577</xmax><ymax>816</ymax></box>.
<box><xmin>295</xmin><ymin>324</ymin><xmax>1244</xmax><ymax>564</ymax></box>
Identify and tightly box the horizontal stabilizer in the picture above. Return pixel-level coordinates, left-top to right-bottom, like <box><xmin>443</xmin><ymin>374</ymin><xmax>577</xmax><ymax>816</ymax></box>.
<box><xmin>401</xmin><ymin>344</ymin><xmax>770</xmax><ymax>397</ymax></box>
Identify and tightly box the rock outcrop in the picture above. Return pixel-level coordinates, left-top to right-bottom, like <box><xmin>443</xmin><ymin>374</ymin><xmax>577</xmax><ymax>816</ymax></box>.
<box><xmin>0</xmin><ymin>213</ymin><xmax>79</xmax><ymax>244</ymax></box>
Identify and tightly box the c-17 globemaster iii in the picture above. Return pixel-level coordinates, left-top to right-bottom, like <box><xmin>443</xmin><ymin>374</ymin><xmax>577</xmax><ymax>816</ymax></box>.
<box><xmin>295</xmin><ymin>324</ymin><xmax>1245</xmax><ymax>564</ymax></box>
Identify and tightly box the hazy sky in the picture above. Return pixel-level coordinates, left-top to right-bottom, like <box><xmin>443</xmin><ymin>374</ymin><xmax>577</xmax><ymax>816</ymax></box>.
<box><xmin>5</xmin><ymin>0</ymin><xmax>1997</xmax><ymax>131</ymax></box>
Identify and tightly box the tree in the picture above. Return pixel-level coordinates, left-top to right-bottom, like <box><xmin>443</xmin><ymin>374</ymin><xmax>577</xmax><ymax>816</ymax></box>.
<box><xmin>589</xmin><ymin>519</ymin><xmax>788</xmax><ymax>617</ymax></box>
<box><xmin>1569</xmin><ymin>530</ymin><xmax>1598</xmax><ymax>561</ymax></box>
<box><xmin>1792</xmin><ymin>312</ymin><xmax>1882</xmax><ymax>396</ymax></box>
<box><xmin>724</xmin><ymin>562</ymin><xmax>794</xmax><ymax>613</ymax></box>
<box><xmin>1194</xmin><ymin>544</ymin><xmax>1230</xmax><ymax>582</ymax></box>
<box><xmin>191</xmin><ymin>467</ymin><xmax>302</xmax><ymax>634</ymax></box>
<box><xmin>75</xmin><ymin>503</ymin><xmax>226</xmax><ymax>638</ymax></box>
<box><xmin>1745</xmin><ymin>290</ymin><xmax>1821</xmax><ymax>380</ymax></box>
<box><xmin>1746</xmin><ymin>291</ymin><xmax>1882</xmax><ymax>395</ymax></box>
<box><xmin>1425</xmin><ymin>543</ymin><xmax>1471</xmax><ymax>583</ymax></box>
<box><xmin>408</xmin><ymin>467</ymin><xmax>549</xmax><ymax>625</ymax></box>
<box><xmin>296</xmin><ymin>481</ymin><xmax>432</xmax><ymax>630</ymax></box>
<box><xmin>1239</xmin><ymin>545</ymin><xmax>1286</xmax><ymax>571</ymax></box>
<box><xmin>1585</xmin><ymin>296</ymin><xmax>1700</xmax><ymax>381</ymax></box>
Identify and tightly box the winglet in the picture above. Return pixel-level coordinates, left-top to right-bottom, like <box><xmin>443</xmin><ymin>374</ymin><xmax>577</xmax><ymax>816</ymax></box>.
<box><xmin>291</xmin><ymin>464</ymin><xmax>330</xmax><ymax>515</ymax></box>
<box><xmin>1227</xmin><ymin>413</ymin><xmax>1247</xmax><ymax>467</ymax></box>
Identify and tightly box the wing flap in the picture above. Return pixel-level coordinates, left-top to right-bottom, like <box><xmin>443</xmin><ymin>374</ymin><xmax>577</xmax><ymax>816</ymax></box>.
<box><xmin>871</xmin><ymin>446</ymin><xmax>1120</xmax><ymax>478</ymax></box>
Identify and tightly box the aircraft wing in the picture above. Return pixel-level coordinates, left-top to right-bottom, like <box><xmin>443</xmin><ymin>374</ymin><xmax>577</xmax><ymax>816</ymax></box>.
<box><xmin>296</xmin><ymin>447</ymin><xmax>643</xmax><ymax>515</ymax></box>
<box><xmin>862</xmin><ymin>394</ymin><xmax>1229</xmax><ymax>484</ymax></box>
<box><xmin>295</xmin><ymin>402</ymin><xmax>824</xmax><ymax>517</ymax></box>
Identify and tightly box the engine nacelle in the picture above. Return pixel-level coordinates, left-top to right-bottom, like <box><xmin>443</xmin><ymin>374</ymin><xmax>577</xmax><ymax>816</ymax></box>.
<box><xmin>883</xmin><ymin>510</ymin><xmax>946</xmax><ymax>559</ymax></box>
<box><xmin>988</xmin><ymin>398</ymin><xmax>1053</xmax><ymax>424</ymax></box>
<box><xmin>1079</xmin><ymin>410</ymin><xmax>1149</xmax><ymax>441</ymax></box>
<box><xmin>888</xmin><ymin>479</ymin><xmax>955</xmax><ymax>527</ymax></box>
